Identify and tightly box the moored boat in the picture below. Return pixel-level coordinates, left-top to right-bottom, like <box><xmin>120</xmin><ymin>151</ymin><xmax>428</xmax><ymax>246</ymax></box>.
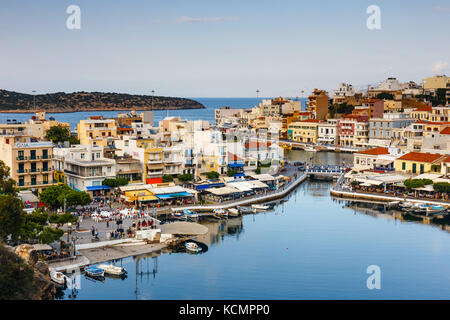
<box><xmin>304</xmin><ymin>146</ymin><xmax>317</xmax><ymax>152</ymax></box>
<box><xmin>50</xmin><ymin>271</ymin><xmax>68</xmax><ymax>286</ymax></box>
<box><xmin>85</xmin><ymin>266</ymin><xmax>105</xmax><ymax>278</ymax></box>
<box><xmin>228</xmin><ymin>208</ymin><xmax>240</xmax><ymax>217</ymax></box>
<box><xmin>426</xmin><ymin>205</ymin><xmax>446</xmax><ymax>215</ymax></box>
<box><xmin>237</xmin><ymin>206</ymin><xmax>253</xmax><ymax>214</ymax></box>
<box><xmin>183</xmin><ymin>209</ymin><xmax>199</xmax><ymax>220</ymax></box>
<box><xmin>96</xmin><ymin>264</ymin><xmax>127</xmax><ymax>276</ymax></box>
<box><xmin>172</xmin><ymin>211</ymin><xmax>186</xmax><ymax>220</ymax></box>
<box><xmin>252</xmin><ymin>204</ymin><xmax>269</xmax><ymax>211</ymax></box>
<box><xmin>185</xmin><ymin>241</ymin><xmax>202</xmax><ymax>253</ymax></box>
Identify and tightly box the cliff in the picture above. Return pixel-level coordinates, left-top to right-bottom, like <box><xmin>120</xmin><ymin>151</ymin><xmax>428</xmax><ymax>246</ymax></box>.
<box><xmin>0</xmin><ymin>89</ymin><xmax>205</xmax><ymax>113</ymax></box>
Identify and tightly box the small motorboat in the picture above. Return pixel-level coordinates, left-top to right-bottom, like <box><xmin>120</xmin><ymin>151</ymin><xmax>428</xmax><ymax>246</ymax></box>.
<box><xmin>50</xmin><ymin>271</ymin><xmax>68</xmax><ymax>286</ymax></box>
<box><xmin>426</xmin><ymin>205</ymin><xmax>446</xmax><ymax>215</ymax></box>
<box><xmin>85</xmin><ymin>266</ymin><xmax>105</xmax><ymax>278</ymax></box>
<box><xmin>265</xmin><ymin>202</ymin><xmax>276</xmax><ymax>209</ymax></box>
<box><xmin>183</xmin><ymin>209</ymin><xmax>198</xmax><ymax>220</ymax></box>
<box><xmin>96</xmin><ymin>264</ymin><xmax>127</xmax><ymax>276</ymax></box>
<box><xmin>304</xmin><ymin>146</ymin><xmax>317</xmax><ymax>152</ymax></box>
<box><xmin>398</xmin><ymin>201</ymin><xmax>413</xmax><ymax>211</ymax></box>
<box><xmin>214</xmin><ymin>209</ymin><xmax>228</xmax><ymax>218</ymax></box>
<box><xmin>172</xmin><ymin>211</ymin><xmax>186</xmax><ymax>220</ymax></box>
<box><xmin>185</xmin><ymin>241</ymin><xmax>202</xmax><ymax>253</ymax></box>
<box><xmin>252</xmin><ymin>204</ymin><xmax>269</xmax><ymax>211</ymax></box>
<box><xmin>237</xmin><ymin>206</ymin><xmax>253</xmax><ymax>214</ymax></box>
<box><xmin>228</xmin><ymin>208</ymin><xmax>240</xmax><ymax>217</ymax></box>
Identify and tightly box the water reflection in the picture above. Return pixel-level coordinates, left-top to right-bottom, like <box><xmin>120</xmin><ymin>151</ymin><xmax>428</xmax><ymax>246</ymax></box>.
<box><xmin>196</xmin><ymin>217</ymin><xmax>244</xmax><ymax>246</ymax></box>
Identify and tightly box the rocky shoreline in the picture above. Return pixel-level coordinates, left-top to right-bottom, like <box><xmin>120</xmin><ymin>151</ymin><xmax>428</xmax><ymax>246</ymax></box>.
<box><xmin>0</xmin><ymin>105</ymin><xmax>204</xmax><ymax>113</ymax></box>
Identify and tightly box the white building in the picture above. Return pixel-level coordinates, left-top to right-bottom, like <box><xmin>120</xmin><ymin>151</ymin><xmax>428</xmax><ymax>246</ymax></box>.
<box><xmin>318</xmin><ymin>119</ymin><xmax>338</xmax><ymax>145</ymax></box>
<box><xmin>333</xmin><ymin>83</ymin><xmax>355</xmax><ymax>98</ymax></box>
<box><xmin>53</xmin><ymin>145</ymin><xmax>116</xmax><ymax>193</ymax></box>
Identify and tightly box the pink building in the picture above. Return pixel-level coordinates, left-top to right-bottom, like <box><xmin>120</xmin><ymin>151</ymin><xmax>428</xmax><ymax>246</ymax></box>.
<box><xmin>362</xmin><ymin>99</ymin><xmax>384</xmax><ymax>118</ymax></box>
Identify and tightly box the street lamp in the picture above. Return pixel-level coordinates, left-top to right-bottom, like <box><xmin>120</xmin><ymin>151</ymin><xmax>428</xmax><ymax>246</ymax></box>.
<box><xmin>151</xmin><ymin>90</ymin><xmax>155</xmax><ymax>110</ymax></box>
<box><xmin>32</xmin><ymin>90</ymin><xmax>36</xmax><ymax>113</ymax></box>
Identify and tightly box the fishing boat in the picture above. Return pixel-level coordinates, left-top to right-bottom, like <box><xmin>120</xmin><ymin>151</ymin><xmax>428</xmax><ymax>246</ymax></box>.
<box><xmin>185</xmin><ymin>241</ymin><xmax>202</xmax><ymax>253</ymax></box>
<box><xmin>183</xmin><ymin>209</ymin><xmax>198</xmax><ymax>220</ymax></box>
<box><xmin>96</xmin><ymin>264</ymin><xmax>127</xmax><ymax>276</ymax></box>
<box><xmin>426</xmin><ymin>205</ymin><xmax>446</xmax><ymax>215</ymax></box>
<box><xmin>304</xmin><ymin>146</ymin><xmax>317</xmax><ymax>152</ymax></box>
<box><xmin>214</xmin><ymin>208</ymin><xmax>228</xmax><ymax>217</ymax></box>
<box><xmin>85</xmin><ymin>266</ymin><xmax>105</xmax><ymax>278</ymax></box>
<box><xmin>172</xmin><ymin>211</ymin><xmax>186</xmax><ymax>220</ymax></box>
<box><xmin>252</xmin><ymin>204</ymin><xmax>269</xmax><ymax>211</ymax></box>
<box><xmin>398</xmin><ymin>201</ymin><xmax>414</xmax><ymax>211</ymax></box>
<box><xmin>228</xmin><ymin>208</ymin><xmax>240</xmax><ymax>217</ymax></box>
<box><xmin>237</xmin><ymin>206</ymin><xmax>253</xmax><ymax>214</ymax></box>
<box><xmin>50</xmin><ymin>271</ymin><xmax>68</xmax><ymax>286</ymax></box>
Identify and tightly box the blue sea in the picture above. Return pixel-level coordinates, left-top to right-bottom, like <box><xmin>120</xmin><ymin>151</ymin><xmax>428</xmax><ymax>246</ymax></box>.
<box><xmin>0</xmin><ymin>97</ymin><xmax>308</xmax><ymax>130</ymax></box>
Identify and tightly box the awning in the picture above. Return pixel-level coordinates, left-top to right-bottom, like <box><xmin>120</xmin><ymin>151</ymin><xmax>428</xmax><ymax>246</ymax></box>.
<box><xmin>156</xmin><ymin>192</ymin><xmax>192</xmax><ymax>200</ymax></box>
<box><xmin>228</xmin><ymin>163</ymin><xmax>244</xmax><ymax>168</ymax></box>
<box><xmin>86</xmin><ymin>186</ymin><xmax>110</xmax><ymax>191</ymax></box>
<box><xmin>195</xmin><ymin>183</ymin><xmax>225</xmax><ymax>190</ymax></box>
<box><xmin>207</xmin><ymin>186</ymin><xmax>241</xmax><ymax>196</ymax></box>
<box><xmin>233</xmin><ymin>173</ymin><xmax>245</xmax><ymax>177</ymax></box>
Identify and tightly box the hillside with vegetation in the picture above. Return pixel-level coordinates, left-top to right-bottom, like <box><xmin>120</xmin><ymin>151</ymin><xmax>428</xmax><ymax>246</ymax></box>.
<box><xmin>0</xmin><ymin>89</ymin><xmax>205</xmax><ymax>112</ymax></box>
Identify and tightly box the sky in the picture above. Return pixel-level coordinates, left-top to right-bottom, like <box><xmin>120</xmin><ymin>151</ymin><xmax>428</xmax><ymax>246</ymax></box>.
<box><xmin>0</xmin><ymin>0</ymin><xmax>449</xmax><ymax>97</ymax></box>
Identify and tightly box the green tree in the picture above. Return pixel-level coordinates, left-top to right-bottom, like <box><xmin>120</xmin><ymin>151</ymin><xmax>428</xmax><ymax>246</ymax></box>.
<box><xmin>45</xmin><ymin>125</ymin><xmax>79</xmax><ymax>144</ymax></box>
<box><xmin>206</xmin><ymin>171</ymin><xmax>220</xmax><ymax>179</ymax></box>
<box><xmin>376</xmin><ymin>92</ymin><xmax>394</xmax><ymax>100</ymax></box>
<box><xmin>433</xmin><ymin>182</ymin><xmax>450</xmax><ymax>193</ymax></box>
<box><xmin>102</xmin><ymin>178</ymin><xmax>128</xmax><ymax>188</ymax></box>
<box><xmin>0</xmin><ymin>244</ymin><xmax>39</xmax><ymax>300</ymax></box>
<box><xmin>0</xmin><ymin>160</ymin><xmax>17</xmax><ymax>195</ymax></box>
<box><xmin>0</xmin><ymin>195</ymin><xmax>25</xmax><ymax>242</ymax></box>
<box><xmin>39</xmin><ymin>184</ymin><xmax>71</xmax><ymax>209</ymax></box>
<box><xmin>37</xmin><ymin>227</ymin><xmax>64</xmax><ymax>244</ymax></box>
<box><xmin>403</xmin><ymin>179</ymin><xmax>425</xmax><ymax>191</ymax></box>
<box><xmin>178</xmin><ymin>174</ymin><xmax>193</xmax><ymax>182</ymax></box>
<box><xmin>162</xmin><ymin>175</ymin><xmax>174</xmax><ymax>183</ymax></box>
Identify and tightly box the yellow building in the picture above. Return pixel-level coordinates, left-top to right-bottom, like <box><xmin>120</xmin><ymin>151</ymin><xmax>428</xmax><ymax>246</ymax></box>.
<box><xmin>77</xmin><ymin>117</ymin><xmax>117</xmax><ymax>147</ymax></box>
<box><xmin>410</xmin><ymin>106</ymin><xmax>432</xmax><ymax>121</ymax></box>
<box><xmin>144</xmin><ymin>147</ymin><xmax>164</xmax><ymax>184</ymax></box>
<box><xmin>288</xmin><ymin>120</ymin><xmax>321</xmax><ymax>143</ymax></box>
<box><xmin>422</xmin><ymin>121</ymin><xmax>450</xmax><ymax>136</ymax></box>
<box><xmin>394</xmin><ymin>152</ymin><xmax>445</xmax><ymax>174</ymax></box>
<box><xmin>308</xmin><ymin>89</ymin><xmax>329</xmax><ymax>120</ymax></box>
<box><xmin>383</xmin><ymin>100</ymin><xmax>402</xmax><ymax>112</ymax></box>
<box><xmin>422</xmin><ymin>75</ymin><xmax>450</xmax><ymax>90</ymax></box>
<box><xmin>0</xmin><ymin>135</ymin><xmax>55</xmax><ymax>192</ymax></box>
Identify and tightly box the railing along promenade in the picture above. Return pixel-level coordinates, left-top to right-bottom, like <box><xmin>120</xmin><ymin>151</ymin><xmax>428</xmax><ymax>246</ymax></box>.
<box><xmin>171</xmin><ymin>172</ymin><xmax>308</xmax><ymax>212</ymax></box>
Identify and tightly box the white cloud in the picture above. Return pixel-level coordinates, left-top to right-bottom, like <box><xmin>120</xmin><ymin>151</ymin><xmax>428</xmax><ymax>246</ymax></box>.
<box><xmin>175</xmin><ymin>16</ymin><xmax>239</xmax><ymax>24</ymax></box>
<box><xmin>432</xmin><ymin>5</ymin><xmax>450</xmax><ymax>12</ymax></box>
<box><xmin>431</xmin><ymin>60</ymin><xmax>449</xmax><ymax>73</ymax></box>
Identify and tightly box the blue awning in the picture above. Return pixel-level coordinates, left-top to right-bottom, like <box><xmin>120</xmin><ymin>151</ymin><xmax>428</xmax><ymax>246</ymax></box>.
<box><xmin>156</xmin><ymin>192</ymin><xmax>192</xmax><ymax>199</ymax></box>
<box><xmin>195</xmin><ymin>183</ymin><xmax>225</xmax><ymax>190</ymax></box>
<box><xmin>86</xmin><ymin>186</ymin><xmax>110</xmax><ymax>191</ymax></box>
<box><xmin>228</xmin><ymin>163</ymin><xmax>244</xmax><ymax>168</ymax></box>
<box><xmin>233</xmin><ymin>173</ymin><xmax>245</xmax><ymax>177</ymax></box>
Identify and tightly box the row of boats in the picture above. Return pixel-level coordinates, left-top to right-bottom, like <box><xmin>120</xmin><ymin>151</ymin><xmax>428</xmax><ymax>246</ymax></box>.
<box><xmin>394</xmin><ymin>201</ymin><xmax>448</xmax><ymax>215</ymax></box>
<box><xmin>172</xmin><ymin>203</ymin><xmax>277</xmax><ymax>221</ymax></box>
<box><xmin>50</xmin><ymin>264</ymin><xmax>127</xmax><ymax>286</ymax></box>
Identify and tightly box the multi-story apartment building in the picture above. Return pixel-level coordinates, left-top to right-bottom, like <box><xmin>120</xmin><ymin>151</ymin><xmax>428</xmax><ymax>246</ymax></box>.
<box><xmin>337</xmin><ymin>115</ymin><xmax>368</xmax><ymax>147</ymax></box>
<box><xmin>410</xmin><ymin>106</ymin><xmax>432</xmax><ymax>121</ymax></box>
<box><xmin>332</xmin><ymin>83</ymin><xmax>355</xmax><ymax>104</ymax></box>
<box><xmin>422</xmin><ymin>75</ymin><xmax>450</xmax><ymax>92</ymax></box>
<box><xmin>77</xmin><ymin>117</ymin><xmax>118</xmax><ymax>147</ymax></box>
<box><xmin>318</xmin><ymin>119</ymin><xmax>338</xmax><ymax>145</ymax></box>
<box><xmin>367</xmin><ymin>77</ymin><xmax>403</xmax><ymax>98</ymax></box>
<box><xmin>288</xmin><ymin>120</ymin><xmax>321</xmax><ymax>143</ymax></box>
<box><xmin>53</xmin><ymin>145</ymin><xmax>116</xmax><ymax>196</ymax></box>
<box><xmin>0</xmin><ymin>135</ymin><xmax>55</xmax><ymax>192</ymax></box>
<box><xmin>368</xmin><ymin>114</ymin><xmax>415</xmax><ymax>147</ymax></box>
<box><xmin>308</xmin><ymin>89</ymin><xmax>329</xmax><ymax>120</ymax></box>
<box><xmin>429</xmin><ymin>106</ymin><xmax>450</xmax><ymax>122</ymax></box>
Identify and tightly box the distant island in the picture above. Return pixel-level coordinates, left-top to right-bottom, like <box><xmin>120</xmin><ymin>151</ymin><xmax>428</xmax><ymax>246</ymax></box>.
<box><xmin>0</xmin><ymin>89</ymin><xmax>205</xmax><ymax>113</ymax></box>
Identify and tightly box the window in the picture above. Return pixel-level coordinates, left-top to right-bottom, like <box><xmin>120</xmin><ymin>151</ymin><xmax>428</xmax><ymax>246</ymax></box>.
<box><xmin>96</xmin><ymin>153</ymin><xmax>100</xmax><ymax>158</ymax></box>
<box><xmin>81</xmin><ymin>153</ymin><xmax>85</xmax><ymax>159</ymax></box>
<box><xmin>402</xmin><ymin>162</ymin><xmax>406</xmax><ymax>170</ymax></box>
<box><xmin>412</xmin><ymin>163</ymin><xmax>416</xmax><ymax>174</ymax></box>
<box><xmin>420</xmin><ymin>164</ymin><xmax>424</xmax><ymax>174</ymax></box>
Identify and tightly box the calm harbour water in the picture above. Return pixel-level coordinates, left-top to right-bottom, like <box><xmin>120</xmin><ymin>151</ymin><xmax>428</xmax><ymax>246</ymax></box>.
<box><xmin>58</xmin><ymin>150</ymin><xmax>450</xmax><ymax>300</ymax></box>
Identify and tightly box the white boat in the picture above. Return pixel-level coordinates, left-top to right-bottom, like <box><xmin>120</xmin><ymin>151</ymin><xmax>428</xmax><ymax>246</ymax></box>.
<box><xmin>97</xmin><ymin>264</ymin><xmax>127</xmax><ymax>276</ymax></box>
<box><xmin>426</xmin><ymin>205</ymin><xmax>446</xmax><ymax>215</ymax></box>
<box><xmin>185</xmin><ymin>242</ymin><xmax>202</xmax><ymax>253</ymax></box>
<box><xmin>252</xmin><ymin>204</ymin><xmax>269</xmax><ymax>211</ymax></box>
<box><xmin>228</xmin><ymin>208</ymin><xmax>240</xmax><ymax>217</ymax></box>
<box><xmin>304</xmin><ymin>146</ymin><xmax>317</xmax><ymax>152</ymax></box>
<box><xmin>50</xmin><ymin>271</ymin><xmax>68</xmax><ymax>286</ymax></box>
<box><xmin>398</xmin><ymin>201</ymin><xmax>414</xmax><ymax>210</ymax></box>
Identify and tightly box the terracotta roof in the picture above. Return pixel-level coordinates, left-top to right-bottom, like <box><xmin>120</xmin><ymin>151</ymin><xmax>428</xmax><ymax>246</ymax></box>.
<box><xmin>245</xmin><ymin>141</ymin><xmax>272</xmax><ymax>149</ymax></box>
<box><xmin>414</xmin><ymin>106</ymin><xmax>432</xmax><ymax>112</ymax></box>
<box><xmin>297</xmin><ymin>119</ymin><xmax>321</xmax><ymax>123</ymax></box>
<box><xmin>397</xmin><ymin>152</ymin><xmax>444</xmax><ymax>163</ymax></box>
<box><xmin>444</xmin><ymin>156</ymin><xmax>450</xmax><ymax>163</ymax></box>
<box><xmin>227</xmin><ymin>152</ymin><xmax>243</xmax><ymax>162</ymax></box>
<box><xmin>362</xmin><ymin>99</ymin><xmax>381</xmax><ymax>103</ymax></box>
<box><xmin>441</xmin><ymin>127</ymin><xmax>450</xmax><ymax>135</ymax></box>
<box><xmin>356</xmin><ymin>147</ymin><xmax>389</xmax><ymax>156</ymax></box>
